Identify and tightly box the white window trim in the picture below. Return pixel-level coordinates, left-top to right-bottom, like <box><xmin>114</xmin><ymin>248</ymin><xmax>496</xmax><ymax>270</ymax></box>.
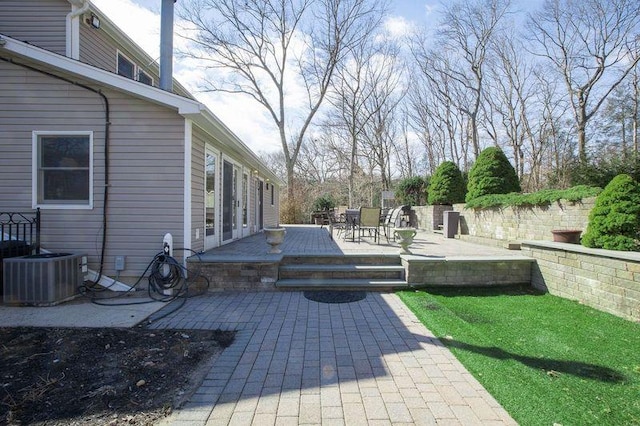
<box><xmin>32</xmin><ymin>131</ymin><xmax>94</xmax><ymax>210</ymax></box>
<box><xmin>116</xmin><ymin>50</ymin><xmax>136</xmax><ymax>79</ymax></box>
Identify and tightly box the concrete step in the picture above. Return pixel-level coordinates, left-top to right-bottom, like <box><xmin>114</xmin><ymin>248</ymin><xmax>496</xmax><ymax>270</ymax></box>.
<box><xmin>281</xmin><ymin>254</ymin><xmax>401</xmax><ymax>266</ymax></box>
<box><xmin>275</xmin><ymin>278</ymin><xmax>409</xmax><ymax>290</ymax></box>
<box><xmin>279</xmin><ymin>264</ymin><xmax>405</xmax><ymax>280</ymax></box>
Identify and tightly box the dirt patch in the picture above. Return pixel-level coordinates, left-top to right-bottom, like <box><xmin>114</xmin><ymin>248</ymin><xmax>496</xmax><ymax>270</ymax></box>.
<box><xmin>0</xmin><ymin>327</ymin><xmax>235</xmax><ymax>425</ymax></box>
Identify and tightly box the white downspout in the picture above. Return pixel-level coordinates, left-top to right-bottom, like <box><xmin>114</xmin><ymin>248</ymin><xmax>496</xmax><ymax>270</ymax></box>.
<box><xmin>66</xmin><ymin>0</ymin><xmax>89</xmax><ymax>59</ymax></box>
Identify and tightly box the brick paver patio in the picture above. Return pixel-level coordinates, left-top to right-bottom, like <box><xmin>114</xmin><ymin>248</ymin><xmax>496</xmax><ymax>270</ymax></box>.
<box><xmin>150</xmin><ymin>291</ymin><xmax>517</xmax><ymax>425</ymax></box>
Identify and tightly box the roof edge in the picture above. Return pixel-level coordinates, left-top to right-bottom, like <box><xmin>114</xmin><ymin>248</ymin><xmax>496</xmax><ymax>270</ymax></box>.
<box><xmin>0</xmin><ymin>33</ymin><xmax>201</xmax><ymax>115</ymax></box>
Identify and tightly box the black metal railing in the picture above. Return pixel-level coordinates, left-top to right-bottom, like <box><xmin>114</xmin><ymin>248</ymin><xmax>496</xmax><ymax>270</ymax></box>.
<box><xmin>0</xmin><ymin>208</ymin><xmax>41</xmax><ymax>257</ymax></box>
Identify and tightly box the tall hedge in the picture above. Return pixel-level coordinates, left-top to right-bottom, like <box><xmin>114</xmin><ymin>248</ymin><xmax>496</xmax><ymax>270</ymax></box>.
<box><xmin>466</xmin><ymin>147</ymin><xmax>521</xmax><ymax>202</ymax></box>
<box><xmin>428</xmin><ymin>161</ymin><xmax>466</xmax><ymax>204</ymax></box>
<box><xmin>395</xmin><ymin>176</ymin><xmax>428</xmax><ymax>206</ymax></box>
<box><xmin>582</xmin><ymin>174</ymin><xmax>640</xmax><ymax>251</ymax></box>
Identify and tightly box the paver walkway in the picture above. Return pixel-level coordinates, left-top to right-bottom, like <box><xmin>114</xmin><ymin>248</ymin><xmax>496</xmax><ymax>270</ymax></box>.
<box><xmin>151</xmin><ymin>292</ymin><xmax>517</xmax><ymax>425</ymax></box>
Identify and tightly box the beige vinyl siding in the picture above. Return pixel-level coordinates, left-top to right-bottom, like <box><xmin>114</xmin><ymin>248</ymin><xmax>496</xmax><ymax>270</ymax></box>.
<box><xmin>79</xmin><ymin>23</ymin><xmax>160</xmax><ymax>85</ymax></box>
<box><xmin>79</xmin><ymin>23</ymin><xmax>117</xmax><ymax>72</ymax></box>
<box><xmin>0</xmin><ymin>59</ymin><xmax>187</xmax><ymax>281</ymax></box>
<box><xmin>103</xmin><ymin>90</ymin><xmax>185</xmax><ymax>279</ymax></box>
<box><xmin>0</xmin><ymin>60</ymin><xmax>104</xmax><ymax>210</ymax></box>
<box><xmin>263</xmin><ymin>183</ymin><xmax>279</xmax><ymax>227</ymax></box>
<box><xmin>0</xmin><ymin>60</ymin><xmax>106</xmax><ymax>251</ymax></box>
<box><xmin>77</xmin><ymin>8</ymin><xmax>195</xmax><ymax>99</ymax></box>
<box><xmin>190</xmin><ymin>128</ymin><xmax>206</xmax><ymax>253</ymax></box>
<box><xmin>80</xmin><ymin>23</ymin><xmax>159</xmax><ymax>87</ymax></box>
<box><xmin>0</xmin><ymin>0</ymin><xmax>69</xmax><ymax>55</ymax></box>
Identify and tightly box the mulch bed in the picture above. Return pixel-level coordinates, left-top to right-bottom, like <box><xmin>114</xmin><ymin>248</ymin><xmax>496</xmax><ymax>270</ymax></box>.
<box><xmin>0</xmin><ymin>327</ymin><xmax>234</xmax><ymax>425</ymax></box>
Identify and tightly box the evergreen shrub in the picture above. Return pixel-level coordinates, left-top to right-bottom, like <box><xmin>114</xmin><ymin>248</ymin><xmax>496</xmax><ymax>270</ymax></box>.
<box><xmin>466</xmin><ymin>147</ymin><xmax>521</xmax><ymax>202</ymax></box>
<box><xmin>582</xmin><ymin>174</ymin><xmax>640</xmax><ymax>251</ymax></box>
<box><xmin>395</xmin><ymin>176</ymin><xmax>428</xmax><ymax>206</ymax></box>
<box><xmin>311</xmin><ymin>194</ymin><xmax>335</xmax><ymax>211</ymax></box>
<box><xmin>428</xmin><ymin>161</ymin><xmax>466</xmax><ymax>205</ymax></box>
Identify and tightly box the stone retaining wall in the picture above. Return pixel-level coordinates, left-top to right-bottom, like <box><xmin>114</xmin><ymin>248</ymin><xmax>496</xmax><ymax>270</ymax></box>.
<box><xmin>403</xmin><ymin>256</ymin><xmax>534</xmax><ymax>287</ymax></box>
<box><xmin>421</xmin><ymin>198</ymin><xmax>596</xmax><ymax>243</ymax></box>
<box><xmin>413</xmin><ymin>205</ymin><xmax>452</xmax><ymax>231</ymax></box>
<box><xmin>193</xmin><ymin>261</ymin><xmax>279</xmax><ymax>291</ymax></box>
<box><xmin>411</xmin><ymin>198</ymin><xmax>639</xmax><ymax>321</ymax></box>
<box><xmin>521</xmin><ymin>241</ymin><xmax>640</xmax><ymax>321</ymax></box>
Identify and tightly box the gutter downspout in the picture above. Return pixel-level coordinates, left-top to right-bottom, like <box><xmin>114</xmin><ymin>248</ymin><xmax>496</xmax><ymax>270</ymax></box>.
<box><xmin>66</xmin><ymin>0</ymin><xmax>89</xmax><ymax>60</ymax></box>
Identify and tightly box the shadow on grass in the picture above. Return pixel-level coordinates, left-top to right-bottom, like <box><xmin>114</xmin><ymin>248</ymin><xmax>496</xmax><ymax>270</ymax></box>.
<box><xmin>420</xmin><ymin>284</ymin><xmax>545</xmax><ymax>298</ymax></box>
<box><xmin>442</xmin><ymin>338</ymin><xmax>627</xmax><ymax>383</ymax></box>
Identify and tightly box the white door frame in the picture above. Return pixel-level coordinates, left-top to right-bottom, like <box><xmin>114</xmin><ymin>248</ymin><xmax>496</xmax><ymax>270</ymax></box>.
<box><xmin>242</xmin><ymin>170</ymin><xmax>251</xmax><ymax>237</ymax></box>
<box><xmin>204</xmin><ymin>146</ymin><xmax>219</xmax><ymax>250</ymax></box>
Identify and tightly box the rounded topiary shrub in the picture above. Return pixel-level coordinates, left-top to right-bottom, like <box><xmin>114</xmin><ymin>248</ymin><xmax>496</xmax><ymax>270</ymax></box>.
<box><xmin>311</xmin><ymin>194</ymin><xmax>335</xmax><ymax>212</ymax></box>
<box><xmin>428</xmin><ymin>161</ymin><xmax>466</xmax><ymax>205</ymax></box>
<box><xmin>582</xmin><ymin>174</ymin><xmax>640</xmax><ymax>251</ymax></box>
<box><xmin>395</xmin><ymin>176</ymin><xmax>428</xmax><ymax>206</ymax></box>
<box><xmin>466</xmin><ymin>147</ymin><xmax>521</xmax><ymax>202</ymax></box>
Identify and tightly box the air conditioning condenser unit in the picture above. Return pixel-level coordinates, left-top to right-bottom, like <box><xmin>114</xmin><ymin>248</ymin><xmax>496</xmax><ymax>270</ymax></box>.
<box><xmin>3</xmin><ymin>253</ymin><xmax>86</xmax><ymax>306</ymax></box>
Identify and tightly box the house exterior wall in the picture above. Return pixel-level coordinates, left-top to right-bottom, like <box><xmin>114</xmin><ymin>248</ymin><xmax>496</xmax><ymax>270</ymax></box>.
<box><xmin>79</xmin><ymin>22</ymin><xmax>120</xmax><ymax>73</ymax></box>
<box><xmin>1</xmin><ymin>0</ymin><xmax>282</xmax><ymax>281</ymax></box>
<box><xmin>0</xmin><ymin>59</ymin><xmax>187</xmax><ymax>281</ymax></box>
<box><xmin>0</xmin><ymin>0</ymin><xmax>68</xmax><ymax>55</ymax></box>
<box><xmin>79</xmin><ymin>23</ymin><xmax>160</xmax><ymax>84</ymax></box>
<box><xmin>190</xmin><ymin>126</ymin><xmax>282</xmax><ymax>249</ymax></box>
<box><xmin>263</xmin><ymin>182</ymin><xmax>279</xmax><ymax>227</ymax></box>
<box><xmin>103</xmin><ymin>90</ymin><xmax>185</xmax><ymax>280</ymax></box>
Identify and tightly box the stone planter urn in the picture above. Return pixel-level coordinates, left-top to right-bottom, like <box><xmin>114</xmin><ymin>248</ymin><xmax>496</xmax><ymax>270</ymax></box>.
<box><xmin>264</xmin><ymin>227</ymin><xmax>286</xmax><ymax>253</ymax></box>
<box><xmin>394</xmin><ymin>228</ymin><xmax>417</xmax><ymax>254</ymax></box>
<box><xmin>551</xmin><ymin>229</ymin><xmax>582</xmax><ymax>244</ymax></box>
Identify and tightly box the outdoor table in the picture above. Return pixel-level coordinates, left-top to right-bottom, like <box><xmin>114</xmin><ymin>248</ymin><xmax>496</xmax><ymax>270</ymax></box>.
<box><xmin>344</xmin><ymin>209</ymin><xmax>360</xmax><ymax>242</ymax></box>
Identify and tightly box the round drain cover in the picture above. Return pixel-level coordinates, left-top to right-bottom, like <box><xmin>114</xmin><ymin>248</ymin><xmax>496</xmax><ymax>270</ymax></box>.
<box><xmin>303</xmin><ymin>291</ymin><xmax>367</xmax><ymax>304</ymax></box>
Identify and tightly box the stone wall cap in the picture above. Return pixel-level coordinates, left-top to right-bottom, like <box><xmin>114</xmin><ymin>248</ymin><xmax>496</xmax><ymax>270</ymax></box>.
<box><xmin>522</xmin><ymin>240</ymin><xmax>640</xmax><ymax>262</ymax></box>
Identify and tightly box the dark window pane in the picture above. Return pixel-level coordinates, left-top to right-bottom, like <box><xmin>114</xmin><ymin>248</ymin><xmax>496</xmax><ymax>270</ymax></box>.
<box><xmin>118</xmin><ymin>54</ymin><xmax>135</xmax><ymax>79</ymax></box>
<box><xmin>42</xmin><ymin>170</ymin><xmax>90</xmax><ymax>201</ymax></box>
<box><xmin>138</xmin><ymin>71</ymin><xmax>153</xmax><ymax>86</ymax></box>
<box><xmin>41</xmin><ymin>136</ymin><xmax>89</xmax><ymax>167</ymax></box>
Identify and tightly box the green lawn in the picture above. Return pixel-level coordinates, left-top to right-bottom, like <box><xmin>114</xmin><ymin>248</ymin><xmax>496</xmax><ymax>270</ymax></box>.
<box><xmin>398</xmin><ymin>286</ymin><xmax>640</xmax><ymax>426</ymax></box>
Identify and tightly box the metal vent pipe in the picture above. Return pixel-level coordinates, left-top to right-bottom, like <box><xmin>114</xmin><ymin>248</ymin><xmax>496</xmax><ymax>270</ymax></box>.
<box><xmin>159</xmin><ymin>0</ymin><xmax>175</xmax><ymax>91</ymax></box>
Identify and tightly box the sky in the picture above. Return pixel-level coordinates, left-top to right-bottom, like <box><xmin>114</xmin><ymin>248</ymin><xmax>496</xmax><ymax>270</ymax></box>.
<box><xmin>90</xmin><ymin>0</ymin><xmax>539</xmax><ymax>155</ymax></box>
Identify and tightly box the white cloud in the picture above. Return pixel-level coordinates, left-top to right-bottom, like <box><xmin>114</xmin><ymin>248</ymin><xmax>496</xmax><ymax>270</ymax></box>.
<box><xmin>383</xmin><ymin>16</ymin><xmax>416</xmax><ymax>39</ymax></box>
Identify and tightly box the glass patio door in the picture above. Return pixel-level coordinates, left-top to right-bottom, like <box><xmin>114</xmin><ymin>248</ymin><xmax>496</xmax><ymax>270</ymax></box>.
<box><xmin>204</xmin><ymin>149</ymin><xmax>217</xmax><ymax>250</ymax></box>
<box><xmin>222</xmin><ymin>159</ymin><xmax>241</xmax><ymax>242</ymax></box>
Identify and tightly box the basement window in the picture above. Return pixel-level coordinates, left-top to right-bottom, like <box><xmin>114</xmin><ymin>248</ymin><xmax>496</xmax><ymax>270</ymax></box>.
<box><xmin>33</xmin><ymin>132</ymin><xmax>93</xmax><ymax>209</ymax></box>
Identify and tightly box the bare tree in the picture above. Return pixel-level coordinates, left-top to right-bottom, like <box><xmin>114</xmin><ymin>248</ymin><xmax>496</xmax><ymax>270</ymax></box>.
<box><xmin>178</xmin><ymin>0</ymin><xmax>385</xmax><ymax>216</ymax></box>
<box><xmin>358</xmin><ymin>48</ymin><xmax>405</xmax><ymax>191</ymax></box>
<box><xmin>328</xmin><ymin>41</ymin><xmax>378</xmax><ymax>206</ymax></box>
<box><xmin>633</xmin><ymin>67</ymin><xmax>640</xmax><ymax>157</ymax></box>
<box><xmin>408</xmin><ymin>48</ymin><xmax>472</xmax><ymax>173</ymax></box>
<box><xmin>485</xmin><ymin>34</ymin><xmax>538</xmax><ymax>184</ymax></box>
<box><xmin>436</xmin><ymin>0</ymin><xmax>513</xmax><ymax>158</ymax></box>
<box><xmin>527</xmin><ymin>0</ymin><xmax>640</xmax><ymax>164</ymax></box>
